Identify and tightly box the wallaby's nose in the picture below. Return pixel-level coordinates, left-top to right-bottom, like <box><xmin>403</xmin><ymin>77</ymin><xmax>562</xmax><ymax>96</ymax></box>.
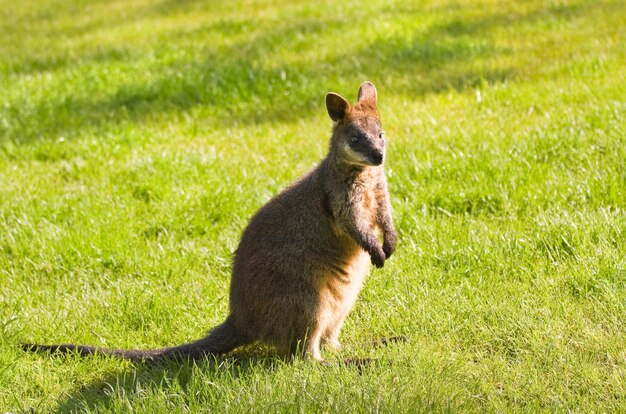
<box><xmin>371</xmin><ymin>151</ymin><xmax>384</xmax><ymax>165</ymax></box>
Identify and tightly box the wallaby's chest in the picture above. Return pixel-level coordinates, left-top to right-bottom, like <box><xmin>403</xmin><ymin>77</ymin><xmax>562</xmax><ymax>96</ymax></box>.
<box><xmin>350</xmin><ymin>174</ymin><xmax>383</xmax><ymax>227</ymax></box>
<box><xmin>360</xmin><ymin>188</ymin><xmax>379</xmax><ymax>227</ymax></box>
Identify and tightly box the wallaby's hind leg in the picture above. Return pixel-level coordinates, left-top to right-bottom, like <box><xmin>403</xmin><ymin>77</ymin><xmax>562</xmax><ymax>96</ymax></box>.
<box><xmin>321</xmin><ymin>305</ymin><xmax>354</xmax><ymax>352</ymax></box>
<box><xmin>288</xmin><ymin>324</ymin><xmax>325</xmax><ymax>361</ymax></box>
<box><xmin>322</xmin><ymin>320</ymin><xmax>344</xmax><ymax>351</ymax></box>
<box><xmin>302</xmin><ymin>325</ymin><xmax>325</xmax><ymax>361</ymax></box>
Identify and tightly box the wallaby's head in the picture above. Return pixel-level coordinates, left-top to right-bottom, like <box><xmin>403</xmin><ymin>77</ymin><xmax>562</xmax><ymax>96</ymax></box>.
<box><xmin>325</xmin><ymin>81</ymin><xmax>385</xmax><ymax>167</ymax></box>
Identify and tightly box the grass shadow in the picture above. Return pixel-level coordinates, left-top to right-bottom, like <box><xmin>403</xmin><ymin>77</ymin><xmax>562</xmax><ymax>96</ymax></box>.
<box><xmin>51</xmin><ymin>336</ymin><xmax>405</xmax><ymax>412</ymax></box>
<box><xmin>1</xmin><ymin>1</ymin><xmax>590</xmax><ymax>145</ymax></box>
<box><xmin>53</xmin><ymin>351</ymin><xmax>281</xmax><ymax>413</ymax></box>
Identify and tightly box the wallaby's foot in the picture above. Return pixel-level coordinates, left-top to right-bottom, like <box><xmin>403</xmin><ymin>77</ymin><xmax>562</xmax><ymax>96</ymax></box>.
<box><xmin>324</xmin><ymin>337</ymin><xmax>343</xmax><ymax>352</ymax></box>
<box><xmin>303</xmin><ymin>331</ymin><xmax>324</xmax><ymax>362</ymax></box>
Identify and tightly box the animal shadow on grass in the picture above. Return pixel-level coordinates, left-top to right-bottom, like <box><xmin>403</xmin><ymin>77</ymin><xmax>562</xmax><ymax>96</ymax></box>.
<box><xmin>54</xmin><ymin>351</ymin><xmax>276</xmax><ymax>413</ymax></box>
<box><xmin>52</xmin><ymin>337</ymin><xmax>407</xmax><ymax>412</ymax></box>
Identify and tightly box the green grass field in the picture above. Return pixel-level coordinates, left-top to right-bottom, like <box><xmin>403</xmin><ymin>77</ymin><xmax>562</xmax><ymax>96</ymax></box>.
<box><xmin>1</xmin><ymin>0</ymin><xmax>625</xmax><ymax>412</ymax></box>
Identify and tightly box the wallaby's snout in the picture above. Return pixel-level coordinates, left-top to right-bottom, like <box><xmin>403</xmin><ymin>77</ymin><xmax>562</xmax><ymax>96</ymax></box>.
<box><xmin>357</xmin><ymin>131</ymin><xmax>385</xmax><ymax>166</ymax></box>
<box><xmin>370</xmin><ymin>148</ymin><xmax>384</xmax><ymax>166</ymax></box>
<box><xmin>368</xmin><ymin>131</ymin><xmax>386</xmax><ymax>166</ymax></box>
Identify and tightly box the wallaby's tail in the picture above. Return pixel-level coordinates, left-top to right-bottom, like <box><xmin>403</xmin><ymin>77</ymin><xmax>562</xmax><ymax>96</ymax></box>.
<box><xmin>21</xmin><ymin>316</ymin><xmax>247</xmax><ymax>362</ymax></box>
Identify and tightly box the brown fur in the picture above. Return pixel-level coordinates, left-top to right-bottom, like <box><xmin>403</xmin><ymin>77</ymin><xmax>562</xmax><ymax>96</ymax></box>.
<box><xmin>22</xmin><ymin>82</ymin><xmax>396</xmax><ymax>362</ymax></box>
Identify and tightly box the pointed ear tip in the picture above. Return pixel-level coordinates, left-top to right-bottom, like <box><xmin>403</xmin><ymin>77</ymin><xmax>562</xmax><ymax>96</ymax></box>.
<box><xmin>358</xmin><ymin>82</ymin><xmax>378</xmax><ymax>102</ymax></box>
<box><xmin>326</xmin><ymin>92</ymin><xmax>349</xmax><ymax>106</ymax></box>
<box><xmin>326</xmin><ymin>92</ymin><xmax>350</xmax><ymax>121</ymax></box>
<box><xmin>360</xmin><ymin>81</ymin><xmax>376</xmax><ymax>90</ymax></box>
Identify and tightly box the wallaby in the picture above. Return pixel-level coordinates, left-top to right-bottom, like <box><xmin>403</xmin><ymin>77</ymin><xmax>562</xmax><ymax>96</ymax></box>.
<box><xmin>22</xmin><ymin>81</ymin><xmax>396</xmax><ymax>362</ymax></box>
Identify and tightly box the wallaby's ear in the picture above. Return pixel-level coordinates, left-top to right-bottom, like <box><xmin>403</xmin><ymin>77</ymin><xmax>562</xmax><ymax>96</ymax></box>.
<box><xmin>357</xmin><ymin>81</ymin><xmax>377</xmax><ymax>108</ymax></box>
<box><xmin>326</xmin><ymin>93</ymin><xmax>351</xmax><ymax>122</ymax></box>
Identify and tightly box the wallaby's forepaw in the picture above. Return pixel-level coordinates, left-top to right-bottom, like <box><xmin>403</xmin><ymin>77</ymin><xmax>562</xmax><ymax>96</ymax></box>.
<box><xmin>382</xmin><ymin>234</ymin><xmax>396</xmax><ymax>259</ymax></box>
<box><xmin>370</xmin><ymin>246</ymin><xmax>386</xmax><ymax>268</ymax></box>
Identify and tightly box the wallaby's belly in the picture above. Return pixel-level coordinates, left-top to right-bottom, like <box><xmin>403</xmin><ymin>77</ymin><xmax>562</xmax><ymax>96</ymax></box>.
<box><xmin>316</xmin><ymin>249</ymin><xmax>369</xmax><ymax>324</ymax></box>
<box><xmin>229</xmin><ymin>205</ymin><xmax>373</xmax><ymax>349</ymax></box>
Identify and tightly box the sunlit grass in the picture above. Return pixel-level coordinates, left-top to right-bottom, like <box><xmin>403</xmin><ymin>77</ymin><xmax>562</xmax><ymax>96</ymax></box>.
<box><xmin>1</xmin><ymin>0</ymin><xmax>625</xmax><ymax>412</ymax></box>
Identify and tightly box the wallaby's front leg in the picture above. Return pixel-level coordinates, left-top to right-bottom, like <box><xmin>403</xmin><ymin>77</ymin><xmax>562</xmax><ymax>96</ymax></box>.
<box><xmin>337</xmin><ymin>203</ymin><xmax>386</xmax><ymax>268</ymax></box>
<box><xmin>376</xmin><ymin>186</ymin><xmax>396</xmax><ymax>259</ymax></box>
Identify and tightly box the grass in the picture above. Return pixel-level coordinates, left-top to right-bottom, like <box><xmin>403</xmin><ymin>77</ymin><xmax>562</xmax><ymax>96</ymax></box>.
<box><xmin>1</xmin><ymin>0</ymin><xmax>625</xmax><ymax>411</ymax></box>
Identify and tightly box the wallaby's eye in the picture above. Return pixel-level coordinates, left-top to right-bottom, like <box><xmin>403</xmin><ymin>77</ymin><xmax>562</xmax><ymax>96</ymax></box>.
<box><xmin>379</xmin><ymin>132</ymin><xmax>385</xmax><ymax>140</ymax></box>
<box><xmin>350</xmin><ymin>136</ymin><xmax>359</xmax><ymax>143</ymax></box>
